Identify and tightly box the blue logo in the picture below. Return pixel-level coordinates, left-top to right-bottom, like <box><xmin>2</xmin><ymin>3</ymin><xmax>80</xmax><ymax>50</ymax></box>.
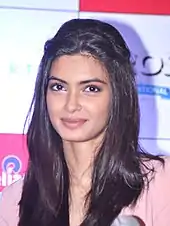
<box><xmin>137</xmin><ymin>84</ymin><xmax>170</xmax><ymax>99</ymax></box>
<box><xmin>1</xmin><ymin>155</ymin><xmax>22</xmax><ymax>173</ymax></box>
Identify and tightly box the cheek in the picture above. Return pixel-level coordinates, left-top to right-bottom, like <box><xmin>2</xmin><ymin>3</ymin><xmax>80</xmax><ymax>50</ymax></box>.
<box><xmin>98</xmin><ymin>105</ymin><xmax>110</xmax><ymax>119</ymax></box>
<box><xmin>89</xmin><ymin>100</ymin><xmax>110</xmax><ymax>119</ymax></box>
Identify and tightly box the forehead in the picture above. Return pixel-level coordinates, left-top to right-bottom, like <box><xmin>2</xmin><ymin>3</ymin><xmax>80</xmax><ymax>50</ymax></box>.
<box><xmin>50</xmin><ymin>54</ymin><xmax>108</xmax><ymax>82</ymax></box>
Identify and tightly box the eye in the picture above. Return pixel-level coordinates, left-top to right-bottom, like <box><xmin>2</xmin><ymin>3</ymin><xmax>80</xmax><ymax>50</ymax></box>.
<box><xmin>84</xmin><ymin>85</ymin><xmax>101</xmax><ymax>93</ymax></box>
<box><xmin>49</xmin><ymin>83</ymin><xmax>67</xmax><ymax>91</ymax></box>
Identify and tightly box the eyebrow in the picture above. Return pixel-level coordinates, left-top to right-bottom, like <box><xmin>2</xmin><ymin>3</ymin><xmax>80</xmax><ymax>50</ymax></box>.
<box><xmin>48</xmin><ymin>76</ymin><xmax>107</xmax><ymax>85</ymax></box>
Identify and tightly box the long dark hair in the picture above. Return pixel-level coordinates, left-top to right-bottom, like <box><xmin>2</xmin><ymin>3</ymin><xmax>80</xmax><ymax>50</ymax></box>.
<box><xmin>18</xmin><ymin>19</ymin><xmax>163</xmax><ymax>226</ymax></box>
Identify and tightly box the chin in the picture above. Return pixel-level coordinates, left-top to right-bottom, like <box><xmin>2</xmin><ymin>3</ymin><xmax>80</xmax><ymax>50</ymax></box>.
<box><xmin>61</xmin><ymin>136</ymin><xmax>88</xmax><ymax>142</ymax></box>
<box><xmin>57</xmin><ymin>127</ymin><xmax>86</xmax><ymax>141</ymax></box>
<box><xmin>59</xmin><ymin>131</ymin><xmax>91</xmax><ymax>142</ymax></box>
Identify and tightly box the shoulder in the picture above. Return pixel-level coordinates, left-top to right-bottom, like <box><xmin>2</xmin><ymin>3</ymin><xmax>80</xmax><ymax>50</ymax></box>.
<box><xmin>138</xmin><ymin>156</ymin><xmax>170</xmax><ymax>225</ymax></box>
<box><xmin>138</xmin><ymin>156</ymin><xmax>170</xmax><ymax>202</ymax></box>
<box><xmin>0</xmin><ymin>179</ymin><xmax>23</xmax><ymax>226</ymax></box>
<box><xmin>144</xmin><ymin>156</ymin><xmax>170</xmax><ymax>225</ymax></box>
<box><xmin>147</xmin><ymin>156</ymin><xmax>170</xmax><ymax>187</ymax></box>
<box><xmin>123</xmin><ymin>157</ymin><xmax>170</xmax><ymax>225</ymax></box>
<box><xmin>148</xmin><ymin>156</ymin><xmax>170</xmax><ymax>207</ymax></box>
<box><xmin>0</xmin><ymin>178</ymin><xmax>23</xmax><ymax>206</ymax></box>
<box><xmin>1</xmin><ymin>178</ymin><xmax>23</xmax><ymax>199</ymax></box>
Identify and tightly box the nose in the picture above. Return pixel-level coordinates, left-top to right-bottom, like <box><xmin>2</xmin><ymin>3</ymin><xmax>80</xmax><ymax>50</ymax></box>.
<box><xmin>64</xmin><ymin>91</ymin><xmax>82</xmax><ymax>113</ymax></box>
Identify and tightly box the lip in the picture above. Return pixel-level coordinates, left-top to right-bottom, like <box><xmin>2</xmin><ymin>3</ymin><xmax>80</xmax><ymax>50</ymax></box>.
<box><xmin>61</xmin><ymin>118</ymin><xmax>87</xmax><ymax>129</ymax></box>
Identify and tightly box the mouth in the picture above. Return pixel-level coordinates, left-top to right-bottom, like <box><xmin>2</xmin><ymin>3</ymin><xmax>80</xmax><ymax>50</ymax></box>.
<box><xmin>61</xmin><ymin>118</ymin><xmax>87</xmax><ymax>129</ymax></box>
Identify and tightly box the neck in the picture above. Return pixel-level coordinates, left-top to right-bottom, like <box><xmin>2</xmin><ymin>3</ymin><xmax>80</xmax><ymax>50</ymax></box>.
<box><xmin>63</xmin><ymin>136</ymin><xmax>103</xmax><ymax>188</ymax></box>
<box><xmin>63</xmin><ymin>142</ymin><xmax>93</xmax><ymax>187</ymax></box>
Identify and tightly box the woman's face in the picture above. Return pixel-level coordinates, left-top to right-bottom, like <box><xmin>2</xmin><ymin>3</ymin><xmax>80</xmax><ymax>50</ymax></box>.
<box><xmin>46</xmin><ymin>54</ymin><xmax>111</xmax><ymax>143</ymax></box>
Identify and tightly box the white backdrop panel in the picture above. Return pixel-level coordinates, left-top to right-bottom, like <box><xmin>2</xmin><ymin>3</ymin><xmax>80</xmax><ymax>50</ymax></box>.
<box><xmin>80</xmin><ymin>12</ymin><xmax>170</xmax><ymax>142</ymax></box>
<box><xmin>0</xmin><ymin>9</ymin><xmax>78</xmax><ymax>134</ymax></box>
<box><xmin>140</xmin><ymin>139</ymin><xmax>170</xmax><ymax>155</ymax></box>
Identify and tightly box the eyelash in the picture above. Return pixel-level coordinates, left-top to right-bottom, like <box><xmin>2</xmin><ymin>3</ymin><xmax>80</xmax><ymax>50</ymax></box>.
<box><xmin>49</xmin><ymin>83</ymin><xmax>102</xmax><ymax>93</ymax></box>
<box><xmin>85</xmin><ymin>85</ymin><xmax>101</xmax><ymax>92</ymax></box>
<box><xmin>49</xmin><ymin>83</ymin><xmax>66</xmax><ymax>91</ymax></box>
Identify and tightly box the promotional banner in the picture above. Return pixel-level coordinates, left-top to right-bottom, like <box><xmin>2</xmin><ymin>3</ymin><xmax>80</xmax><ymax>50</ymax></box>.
<box><xmin>0</xmin><ymin>134</ymin><xmax>28</xmax><ymax>191</ymax></box>
<box><xmin>0</xmin><ymin>0</ymin><xmax>170</xmax><ymax>192</ymax></box>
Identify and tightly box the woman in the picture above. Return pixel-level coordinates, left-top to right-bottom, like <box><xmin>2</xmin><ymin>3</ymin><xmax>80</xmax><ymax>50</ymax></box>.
<box><xmin>0</xmin><ymin>18</ymin><xmax>170</xmax><ymax>226</ymax></box>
